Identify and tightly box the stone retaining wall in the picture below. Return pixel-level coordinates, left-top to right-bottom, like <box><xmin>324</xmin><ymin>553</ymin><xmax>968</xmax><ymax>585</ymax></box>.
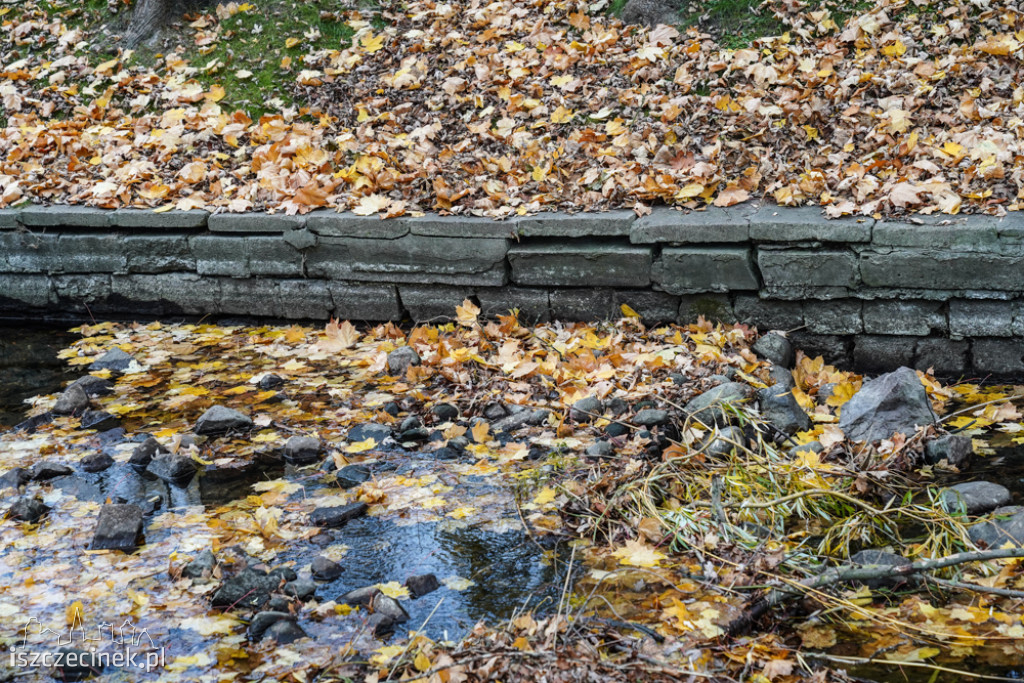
<box><xmin>2</xmin><ymin>204</ymin><xmax>1024</xmax><ymax>377</ymax></box>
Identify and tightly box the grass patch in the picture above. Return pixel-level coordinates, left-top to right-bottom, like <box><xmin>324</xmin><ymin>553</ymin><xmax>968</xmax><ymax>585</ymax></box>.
<box><xmin>608</xmin><ymin>0</ymin><xmax>787</xmax><ymax>49</ymax></box>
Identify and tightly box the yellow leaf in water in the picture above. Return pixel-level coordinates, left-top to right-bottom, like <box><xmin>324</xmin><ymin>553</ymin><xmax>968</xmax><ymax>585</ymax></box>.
<box><xmin>66</xmin><ymin>601</ymin><xmax>84</xmax><ymax>626</ymax></box>
<box><xmin>346</xmin><ymin>438</ymin><xmax>377</xmax><ymax>454</ymax></box>
<box><xmin>447</xmin><ymin>505</ymin><xmax>477</xmax><ymax>519</ymax></box>
<box><xmin>611</xmin><ymin>539</ymin><xmax>667</xmax><ymax>568</ymax></box>
<box><xmin>442</xmin><ymin>576</ymin><xmax>475</xmax><ymax>591</ymax></box>
<box><xmin>179</xmin><ymin>615</ymin><xmax>241</xmax><ymax>636</ymax></box>
<box><xmin>532</xmin><ymin>487</ymin><xmax>557</xmax><ymax>506</ymax></box>
<box><xmin>167</xmin><ymin>653</ymin><xmax>213</xmax><ymax>671</ymax></box>
<box><xmin>377</xmin><ymin>581</ymin><xmax>411</xmax><ymax>599</ymax></box>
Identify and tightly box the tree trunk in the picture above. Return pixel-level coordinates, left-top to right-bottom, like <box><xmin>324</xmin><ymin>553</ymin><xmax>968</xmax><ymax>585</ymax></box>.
<box><xmin>120</xmin><ymin>0</ymin><xmax>186</xmax><ymax>48</ymax></box>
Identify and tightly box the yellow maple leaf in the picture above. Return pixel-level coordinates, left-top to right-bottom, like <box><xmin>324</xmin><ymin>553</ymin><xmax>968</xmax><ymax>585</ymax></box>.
<box><xmin>376</xmin><ymin>581</ymin><xmax>410</xmax><ymax>599</ymax></box>
<box><xmin>346</xmin><ymin>438</ymin><xmax>377</xmax><ymax>453</ymax></box>
<box><xmin>456</xmin><ymin>298</ymin><xmax>480</xmax><ymax>327</ymax></box>
<box><xmin>284</xmin><ymin>37</ymin><xmax>301</xmax><ymax>48</ymax></box>
<box><xmin>315</xmin><ymin>318</ymin><xmax>359</xmax><ymax>352</ymax></box>
<box><xmin>360</xmin><ymin>32</ymin><xmax>385</xmax><ymax>53</ymax></box>
<box><xmin>550</xmin><ymin>105</ymin><xmax>573</xmax><ymax>124</ymax></box>
<box><xmin>612</xmin><ymin>539</ymin><xmax>667</xmax><ymax>568</ymax></box>
<box><xmin>532</xmin><ymin>487</ymin><xmax>557</xmax><ymax>506</ymax></box>
<box><xmin>826</xmin><ymin>381</ymin><xmax>857</xmax><ymax>407</ymax></box>
<box><xmin>353</xmin><ymin>194</ymin><xmax>390</xmax><ymax>216</ymax></box>
<box><xmin>471</xmin><ymin>421</ymin><xmax>490</xmax><ymax>443</ymax></box>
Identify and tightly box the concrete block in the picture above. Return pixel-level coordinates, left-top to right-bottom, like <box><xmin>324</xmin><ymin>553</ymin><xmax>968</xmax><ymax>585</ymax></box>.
<box><xmin>508</xmin><ymin>243</ymin><xmax>651</xmax><ymax>287</ymax></box>
<box><xmin>327</xmin><ymin>283</ymin><xmax>402</xmax><ymax>321</ymax></box>
<box><xmin>915</xmin><ymin>338</ymin><xmax>969</xmax><ymax>377</ymax></box>
<box><xmin>758</xmin><ymin>249</ymin><xmax>858</xmax><ymax>288</ymax></box>
<box><xmin>52</xmin><ymin>275</ymin><xmax>112</xmax><ymax>309</ymax></box>
<box><xmin>549</xmin><ymin>289</ymin><xmax>615</xmax><ymax>320</ymax></box>
<box><xmin>276</xmin><ymin>280</ymin><xmax>334</xmax><ymax>319</ymax></box>
<box><xmin>246</xmin><ymin>236</ymin><xmax>303</xmax><ymax>277</ymax></box>
<box><xmin>283</xmin><ymin>228</ymin><xmax>317</xmax><ymax>251</ymax></box>
<box><xmin>631</xmin><ymin>207</ymin><xmax>748</xmax><ymax>244</ymax></box>
<box><xmin>219</xmin><ymin>279</ymin><xmax>282</xmax><ymax>316</ymax></box>
<box><xmin>872</xmin><ymin>215</ymin><xmax>1000</xmax><ymax>250</ymax></box>
<box><xmin>862</xmin><ymin>300</ymin><xmax>946</xmax><ymax>336</ymax></box>
<box><xmin>748</xmin><ymin>205</ymin><xmax>872</xmax><ymax>242</ymax></box>
<box><xmin>124</xmin><ymin>235</ymin><xmax>194</xmax><ymax>273</ymax></box>
<box><xmin>0</xmin><ymin>209</ymin><xmax>20</xmax><ymax>229</ymax></box>
<box><xmin>613</xmin><ymin>290</ymin><xmax>680</xmax><ymax>324</ymax></box>
<box><xmin>517</xmin><ymin>210</ymin><xmax>634</xmax><ymax>238</ymax></box>
<box><xmin>110</xmin><ymin>209</ymin><xmax>208</xmax><ymax>229</ymax></box>
<box><xmin>972</xmin><ymin>338</ymin><xmax>1024</xmax><ymax>377</ymax></box>
<box><xmin>852</xmin><ymin>335</ymin><xmax>916</xmax><ymax>372</ymax></box>
<box><xmin>678</xmin><ymin>294</ymin><xmax>735</xmax><ymax>324</ymax></box>
<box><xmin>190</xmin><ymin>235</ymin><xmax>248</xmax><ymax>277</ymax></box>
<box><xmin>398</xmin><ymin>285</ymin><xmax>474</xmax><ymax>321</ymax></box>
<box><xmin>0</xmin><ymin>274</ymin><xmax>51</xmax><ymax>307</ymax></box>
<box><xmin>860</xmin><ymin>251</ymin><xmax>1024</xmax><ymax>290</ymax></box>
<box><xmin>407</xmin><ymin>214</ymin><xmax>514</xmax><ymax>238</ymax></box>
<box><xmin>111</xmin><ymin>273</ymin><xmax>217</xmax><ymax>315</ymax></box>
<box><xmin>306</xmin><ymin>211</ymin><xmax>408</xmax><ymax>238</ymax></box>
<box><xmin>733</xmin><ymin>295</ymin><xmax>803</xmax><ymax>330</ymax></box>
<box><xmin>653</xmin><ymin>247</ymin><xmax>759</xmax><ymax>294</ymax></box>
<box><xmin>803</xmin><ymin>300</ymin><xmax>863</xmax><ymax>334</ymax></box>
<box><xmin>56</xmin><ymin>234</ymin><xmax>126</xmax><ymax>273</ymax></box>
<box><xmin>476</xmin><ymin>287</ymin><xmax>550</xmax><ymax>322</ymax></box>
<box><xmin>307</xmin><ymin>235</ymin><xmax>509</xmax><ymax>286</ymax></box>
<box><xmin>209</xmin><ymin>213</ymin><xmax>305</xmax><ymax>233</ymax></box>
<box><xmin>19</xmin><ymin>205</ymin><xmax>110</xmax><ymax>228</ymax></box>
<box><xmin>949</xmin><ymin>299</ymin><xmax>1013</xmax><ymax>338</ymax></box>
<box><xmin>0</xmin><ymin>232</ymin><xmax>59</xmax><ymax>272</ymax></box>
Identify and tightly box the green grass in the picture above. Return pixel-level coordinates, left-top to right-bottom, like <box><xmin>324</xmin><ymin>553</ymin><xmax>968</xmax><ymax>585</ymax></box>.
<box><xmin>609</xmin><ymin>0</ymin><xmax>787</xmax><ymax>49</ymax></box>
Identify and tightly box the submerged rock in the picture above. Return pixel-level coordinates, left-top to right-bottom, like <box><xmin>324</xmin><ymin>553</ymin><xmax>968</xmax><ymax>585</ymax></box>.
<box><xmin>387</xmin><ymin>346</ymin><xmax>420</xmax><ymax>375</ymax></box>
<box><xmin>406</xmin><ymin>573</ymin><xmax>440</xmax><ymax>598</ymax></box>
<box><xmin>339</xmin><ymin>585</ymin><xmax>380</xmax><ymax>607</ymax></box>
<box><xmin>89</xmin><ymin>348</ymin><xmax>134</xmax><ymax>372</ymax></box>
<box><xmin>0</xmin><ymin>467</ymin><xmax>29</xmax><ymax>490</ymax></box>
<box><xmin>195</xmin><ymin>405</ymin><xmax>253</xmax><ymax>435</ymax></box>
<box><xmin>14</xmin><ymin>412</ymin><xmax>53</xmax><ymax>433</ymax></box>
<box><xmin>248</xmin><ymin>611</ymin><xmax>295</xmax><ymax>641</ymax></box>
<box><xmin>309</xmin><ymin>502</ymin><xmax>368</xmax><ymax>528</ymax></box>
<box><xmin>51</xmin><ymin>647</ymin><xmax>101</xmax><ymax>681</ymax></box>
<box><xmin>348</xmin><ymin>423</ymin><xmax>391</xmax><ymax>444</ymax></box>
<box><xmin>283</xmin><ymin>579</ymin><xmax>317</xmax><ymax>601</ymax></box>
<box><xmin>28</xmin><ymin>460</ymin><xmax>73</xmax><ymax>481</ymax></box>
<box><xmin>838</xmin><ymin>367</ymin><xmax>936</xmax><ymax>443</ymax></box>
<box><xmin>939</xmin><ymin>481</ymin><xmax>1011</xmax><ymax>516</ymax></box>
<box><xmin>257</xmin><ymin>374</ymin><xmax>285</xmax><ymax>390</ymax></box>
<box><xmin>211</xmin><ymin>568</ymin><xmax>280</xmax><ymax>609</ymax></box>
<box><xmin>263</xmin><ymin>619</ymin><xmax>307</xmax><ymax>644</ymax></box>
<box><xmin>147</xmin><ymin>453</ymin><xmax>198</xmax><ymax>485</ymax></box>
<box><xmin>182</xmin><ymin>549</ymin><xmax>217</xmax><ymax>580</ymax></box>
<box><xmin>335</xmin><ymin>464</ymin><xmax>371</xmax><ymax>489</ymax></box>
<box><xmin>129</xmin><ymin>437</ymin><xmax>169</xmax><ymax>471</ymax></box>
<box><xmin>79</xmin><ymin>409</ymin><xmax>119</xmax><ymax>431</ymax></box>
<box><xmin>79</xmin><ymin>452</ymin><xmax>114</xmax><ymax>473</ymax></box>
<box><xmin>7</xmin><ymin>497</ymin><xmax>50</xmax><ymax>523</ymax></box>
<box><xmin>373</xmin><ymin>595</ymin><xmax>410</xmax><ymax>623</ymax></box>
<box><xmin>311</xmin><ymin>556</ymin><xmax>343</xmax><ymax>581</ymax></box>
<box><xmin>90</xmin><ymin>504</ymin><xmax>144</xmax><ymax>551</ymax></box>
<box><xmin>53</xmin><ymin>384</ymin><xmax>90</xmax><ymax>415</ymax></box>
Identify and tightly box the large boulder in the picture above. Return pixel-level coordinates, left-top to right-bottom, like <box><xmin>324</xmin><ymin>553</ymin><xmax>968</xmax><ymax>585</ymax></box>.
<box><xmin>147</xmin><ymin>453</ymin><xmax>198</xmax><ymax>485</ymax></box>
<box><xmin>838</xmin><ymin>367</ymin><xmax>936</xmax><ymax>443</ymax></box>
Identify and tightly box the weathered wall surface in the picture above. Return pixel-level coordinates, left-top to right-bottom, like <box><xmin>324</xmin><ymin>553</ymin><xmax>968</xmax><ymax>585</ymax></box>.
<box><xmin>2</xmin><ymin>204</ymin><xmax>1023</xmax><ymax>376</ymax></box>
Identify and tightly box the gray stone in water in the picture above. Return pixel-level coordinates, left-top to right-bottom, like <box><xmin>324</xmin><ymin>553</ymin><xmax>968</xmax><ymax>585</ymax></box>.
<box><xmin>50</xmin><ymin>475</ymin><xmax>103</xmax><ymax>502</ymax></box>
<box><xmin>367</xmin><ymin>612</ymin><xmax>398</xmax><ymax>636</ymax></box>
<box><xmin>248</xmin><ymin>611</ymin><xmax>295</xmax><ymax>641</ymax></box>
<box><xmin>336</xmin><ymin>464</ymin><xmax>371</xmax><ymax>489</ymax></box>
<box><xmin>53</xmin><ymin>384</ymin><xmax>90</xmax><ymax>415</ymax></box>
<box><xmin>387</xmin><ymin>346</ymin><xmax>421</xmax><ymax>375</ymax></box>
<box><xmin>7</xmin><ymin>497</ymin><xmax>50</xmax><ymax>523</ymax></box>
<box><xmin>924</xmin><ymin>434</ymin><xmax>973</xmax><ymax>468</ymax></box>
<box><xmin>182</xmin><ymin>549</ymin><xmax>217</xmax><ymax>579</ymax></box>
<box><xmin>838</xmin><ymin>367</ymin><xmax>936</xmax><ymax>443</ymax></box>
<box><xmin>757</xmin><ymin>386</ymin><xmax>812</xmax><ymax>435</ymax></box>
<box><xmin>284</xmin><ymin>436</ymin><xmax>321</xmax><ymax>464</ymax></box>
<box><xmin>939</xmin><ymin>481</ymin><xmax>1011</xmax><ymax>516</ymax></box>
<box><xmin>406</xmin><ymin>573</ymin><xmax>441</xmax><ymax>599</ymax></box>
<box><xmin>28</xmin><ymin>460</ymin><xmax>73</xmax><ymax>481</ymax></box>
<box><xmin>339</xmin><ymin>586</ymin><xmax>380</xmax><ymax>607</ymax></box>
<box><xmin>752</xmin><ymin>333</ymin><xmax>795</xmax><ymax>368</ymax></box>
<box><xmin>79</xmin><ymin>409</ymin><xmax>119</xmax><ymax>431</ymax></box>
<box><xmin>195</xmin><ymin>405</ymin><xmax>253</xmax><ymax>435</ymax></box>
<box><xmin>373</xmin><ymin>594</ymin><xmax>410</xmax><ymax>623</ymax></box>
<box><xmin>969</xmin><ymin>506</ymin><xmax>1024</xmax><ymax>548</ymax></box>
<box><xmin>89</xmin><ymin>348</ymin><xmax>134</xmax><ymax>372</ymax></box>
<box><xmin>309</xmin><ymin>502</ymin><xmax>368</xmax><ymax>528</ymax></box>
<box><xmin>263</xmin><ymin>619</ymin><xmax>307</xmax><ymax>644</ymax></box>
<box><xmin>684</xmin><ymin>382</ymin><xmax>752</xmax><ymax>427</ymax></box>
<box><xmin>257</xmin><ymin>374</ymin><xmax>285</xmax><ymax>390</ymax></box>
<box><xmin>210</xmin><ymin>568</ymin><xmax>280</xmax><ymax>609</ymax></box>
<box><xmin>431</xmin><ymin>403</ymin><xmax>460</xmax><ymax>421</ymax></box>
<box><xmin>283</xmin><ymin>579</ymin><xmax>317</xmax><ymax>601</ymax></box>
<box><xmin>570</xmin><ymin>396</ymin><xmax>604</xmax><ymax>422</ymax></box>
<box><xmin>90</xmin><ymin>504</ymin><xmax>144</xmax><ymax>551</ymax></box>
<box><xmin>348</xmin><ymin>423</ymin><xmax>391</xmax><ymax>444</ymax></box>
<box><xmin>269</xmin><ymin>567</ymin><xmax>298</xmax><ymax>582</ymax></box>
<box><xmin>0</xmin><ymin>467</ymin><xmax>29</xmax><ymax>490</ymax></box>
<box><xmin>311</xmin><ymin>556</ymin><xmax>344</xmax><ymax>581</ymax></box>
<box><xmin>52</xmin><ymin>647</ymin><xmax>101</xmax><ymax>681</ymax></box>
<box><xmin>431</xmin><ymin>446</ymin><xmax>461</xmax><ymax>460</ymax></box>
<box><xmin>147</xmin><ymin>453</ymin><xmax>198</xmax><ymax>485</ymax></box>
<box><xmin>80</xmin><ymin>452</ymin><xmax>114</xmax><ymax>473</ymax></box>
<box><xmin>68</xmin><ymin>374</ymin><xmax>114</xmax><ymax>397</ymax></box>
<box><xmin>633</xmin><ymin>408</ymin><xmax>670</xmax><ymax>428</ymax></box>
<box><xmin>129</xmin><ymin>437</ymin><xmax>168</xmax><ymax>470</ymax></box>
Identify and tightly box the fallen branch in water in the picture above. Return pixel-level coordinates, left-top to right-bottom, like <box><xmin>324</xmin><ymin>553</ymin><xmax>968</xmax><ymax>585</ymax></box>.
<box><xmin>727</xmin><ymin>547</ymin><xmax>1024</xmax><ymax>636</ymax></box>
